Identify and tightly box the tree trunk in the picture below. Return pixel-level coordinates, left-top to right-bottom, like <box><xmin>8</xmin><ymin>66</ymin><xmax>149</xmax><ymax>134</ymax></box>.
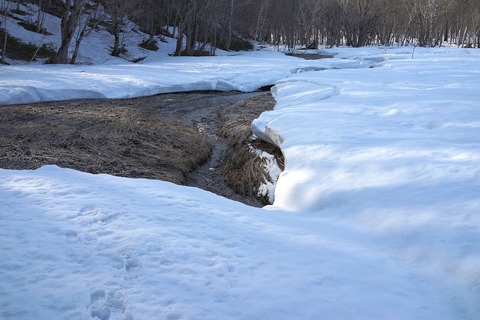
<box><xmin>111</xmin><ymin>29</ymin><xmax>121</xmax><ymax>56</ymax></box>
<box><xmin>460</xmin><ymin>26</ymin><xmax>468</xmax><ymax>48</ymax></box>
<box><xmin>225</xmin><ymin>0</ymin><xmax>234</xmax><ymax>50</ymax></box>
<box><xmin>184</xmin><ymin>22</ymin><xmax>194</xmax><ymax>55</ymax></box>
<box><xmin>36</xmin><ymin>0</ymin><xmax>42</xmax><ymax>32</ymax></box>
<box><xmin>2</xmin><ymin>9</ymin><xmax>8</xmax><ymax>64</ymax></box>
<box><xmin>55</xmin><ymin>1</ymin><xmax>73</xmax><ymax>63</ymax></box>
<box><xmin>70</xmin><ymin>5</ymin><xmax>100</xmax><ymax>64</ymax></box>
<box><xmin>52</xmin><ymin>0</ymin><xmax>86</xmax><ymax>64</ymax></box>
<box><xmin>175</xmin><ymin>22</ymin><xmax>185</xmax><ymax>56</ymax></box>
<box><xmin>70</xmin><ymin>20</ymin><xmax>86</xmax><ymax>63</ymax></box>
<box><xmin>175</xmin><ymin>35</ymin><xmax>183</xmax><ymax>56</ymax></box>
<box><xmin>444</xmin><ymin>23</ymin><xmax>448</xmax><ymax>42</ymax></box>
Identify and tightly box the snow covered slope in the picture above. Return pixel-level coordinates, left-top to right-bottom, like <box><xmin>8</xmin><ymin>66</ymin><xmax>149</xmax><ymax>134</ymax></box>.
<box><xmin>0</xmin><ymin>0</ymin><xmax>181</xmax><ymax>65</ymax></box>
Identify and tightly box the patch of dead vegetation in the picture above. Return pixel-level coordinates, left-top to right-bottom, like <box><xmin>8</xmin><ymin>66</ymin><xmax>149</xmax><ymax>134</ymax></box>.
<box><xmin>0</xmin><ymin>100</ymin><xmax>210</xmax><ymax>184</ymax></box>
<box><xmin>219</xmin><ymin>93</ymin><xmax>284</xmax><ymax>205</ymax></box>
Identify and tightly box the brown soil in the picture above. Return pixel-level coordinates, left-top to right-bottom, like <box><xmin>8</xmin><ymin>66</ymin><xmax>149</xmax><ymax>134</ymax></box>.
<box><xmin>0</xmin><ymin>91</ymin><xmax>278</xmax><ymax>207</ymax></box>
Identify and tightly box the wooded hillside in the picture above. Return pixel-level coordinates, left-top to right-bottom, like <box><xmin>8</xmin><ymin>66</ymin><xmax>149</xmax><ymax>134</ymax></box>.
<box><xmin>2</xmin><ymin>0</ymin><xmax>479</xmax><ymax>64</ymax></box>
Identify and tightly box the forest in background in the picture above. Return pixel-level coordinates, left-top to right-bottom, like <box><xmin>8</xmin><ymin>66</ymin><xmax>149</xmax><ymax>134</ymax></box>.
<box><xmin>242</xmin><ymin>0</ymin><xmax>480</xmax><ymax>49</ymax></box>
<box><xmin>1</xmin><ymin>0</ymin><xmax>479</xmax><ymax>64</ymax></box>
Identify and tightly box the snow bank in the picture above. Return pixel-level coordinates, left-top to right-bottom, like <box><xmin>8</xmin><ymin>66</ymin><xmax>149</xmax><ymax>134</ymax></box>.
<box><xmin>0</xmin><ymin>165</ymin><xmax>471</xmax><ymax>319</ymax></box>
<box><xmin>254</xmin><ymin>47</ymin><xmax>480</xmax><ymax>318</ymax></box>
<box><xmin>0</xmin><ymin>50</ymin><xmax>374</xmax><ymax>105</ymax></box>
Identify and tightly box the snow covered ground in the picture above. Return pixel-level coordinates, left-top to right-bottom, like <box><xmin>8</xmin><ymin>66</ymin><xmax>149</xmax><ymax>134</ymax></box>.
<box><xmin>2</xmin><ymin>45</ymin><xmax>479</xmax><ymax>320</ymax></box>
<box><xmin>1</xmin><ymin>1</ymin><xmax>480</xmax><ymax>319</ymax></box>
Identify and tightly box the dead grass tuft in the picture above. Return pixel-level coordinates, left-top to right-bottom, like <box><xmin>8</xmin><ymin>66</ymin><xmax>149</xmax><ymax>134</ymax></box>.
<box><xmin>219</xmin><ymin>93</ymin><xmax>284</xmax><ymax>204</ymax></box>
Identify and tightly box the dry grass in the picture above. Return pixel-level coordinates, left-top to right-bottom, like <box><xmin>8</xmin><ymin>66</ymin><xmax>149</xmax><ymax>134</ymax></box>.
<box><xmin>219</xmin><ymin>93</ymin><xmax>284</xmax><ymax>204</ymax></box>
<box><xmin>0</xmin><ymin>92</ymin><xmax>283</xmax><ymax>205</ymax></box>
<box><xmin>0</xmin><ymin>100</ymin><xmax>211</xmax><ymax>184</ymax></box>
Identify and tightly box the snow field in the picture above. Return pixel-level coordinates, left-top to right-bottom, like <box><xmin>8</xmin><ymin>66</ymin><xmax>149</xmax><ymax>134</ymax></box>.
<box><xmin>0</xmin><ymin>166</ymin><xmax>469</xmax><ymax>319</ymax></box>
<box><xmin>1</xmin><ymin>3</ymin><xmax>480</xmax><ymax>317</ymax></box>
<box><xmin>254</xmin><ymin>48</ymin><xmax>480</xmax><ymax>318</ymax></box>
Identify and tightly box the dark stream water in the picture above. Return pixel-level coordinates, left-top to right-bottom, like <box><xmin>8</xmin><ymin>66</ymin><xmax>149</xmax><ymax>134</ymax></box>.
<box><xmin>160</xmin><ymin>91</ymin><xmax>267</xmax><ymax>207</ymax></box>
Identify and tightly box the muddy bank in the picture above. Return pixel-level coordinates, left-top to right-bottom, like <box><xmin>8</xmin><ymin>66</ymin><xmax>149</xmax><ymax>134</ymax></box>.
<box><xmin>0</xmin><ymin>91</ymin><xmax>277</xmax><ymax>207</ymax></box>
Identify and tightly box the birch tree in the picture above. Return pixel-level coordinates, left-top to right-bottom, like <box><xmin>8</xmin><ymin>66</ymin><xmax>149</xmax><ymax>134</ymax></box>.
<box><xmin>51</xmin><ymin>0</ymin><xmax>89</xmax><ymax>63</ymax></box>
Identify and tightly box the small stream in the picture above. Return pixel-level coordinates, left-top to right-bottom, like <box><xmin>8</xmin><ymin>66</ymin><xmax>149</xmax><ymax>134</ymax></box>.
<box><xmin>159</xmin><ymin>91</ymin><xmax>268</xmax><ymax>207</ymax></box>
<box><xmin>0</xmin><ymin>89</ymin><xmax>274</xmax><ymax>207</ymax></box>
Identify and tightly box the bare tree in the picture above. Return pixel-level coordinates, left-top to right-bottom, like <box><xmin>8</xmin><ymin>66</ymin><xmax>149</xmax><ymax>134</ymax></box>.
<box><xmin>171</xmin><ymin>0</ymin><xmax>225</xmax><ymax>56</ymax></box>
<box><xmin>171</xmin><ymin>0</ymin><xmax>189</xmax><ymax>56</ymax></box>
<box><xmin>134</xmin><ymin>0</ymin><xmax>169</xmax><ymax>49</ymax></box>
<box><xmin>336</xmin><ymin>0</ymin><xmax>381</xmax><ymax>46</ymax></box>
<box><xmin>254</xmin><ymin>0</ymin><xmax>270</xmax><ymax>42</ymax></box>
<box><xmin>448</xmin><ymin>0</ymin><xmax>480</xmax><ymax>47</ymax></box>
<box><xmin>50</xmin><ymin>0</ymin><xmax>89</xmax><ymax>63</ymax></box>
<box><xmin>101</xmin><ymin>0</ymin><xmax>138</xmax><ymax>56</ymax></box>
<box><xmin>296</xmin><ymin>0</ymin><xmax>326</xmax><ymax>48</ymax></box>
<box><xmin>70</xmin><ymin>2</ymin><xmax>102</xmax><ymax>63</ymax></box>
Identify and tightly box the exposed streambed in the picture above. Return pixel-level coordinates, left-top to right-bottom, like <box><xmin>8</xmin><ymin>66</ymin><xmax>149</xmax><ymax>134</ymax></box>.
<box><xmin>0</xmin><ymin>91</ymin><xmax>278</xmax><ymax>207</ymax></box>
<box><xmin>176</xmin><ymin>92</ymin><xmax>269</xmax><ymax>206</ymax></box>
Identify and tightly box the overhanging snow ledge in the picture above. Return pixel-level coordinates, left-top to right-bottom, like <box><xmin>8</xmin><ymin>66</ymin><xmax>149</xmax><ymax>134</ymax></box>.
<box><xmin>251</xmin><ymin>119</ymin><xmax>284</xmax><ymax>148</ymax></box>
